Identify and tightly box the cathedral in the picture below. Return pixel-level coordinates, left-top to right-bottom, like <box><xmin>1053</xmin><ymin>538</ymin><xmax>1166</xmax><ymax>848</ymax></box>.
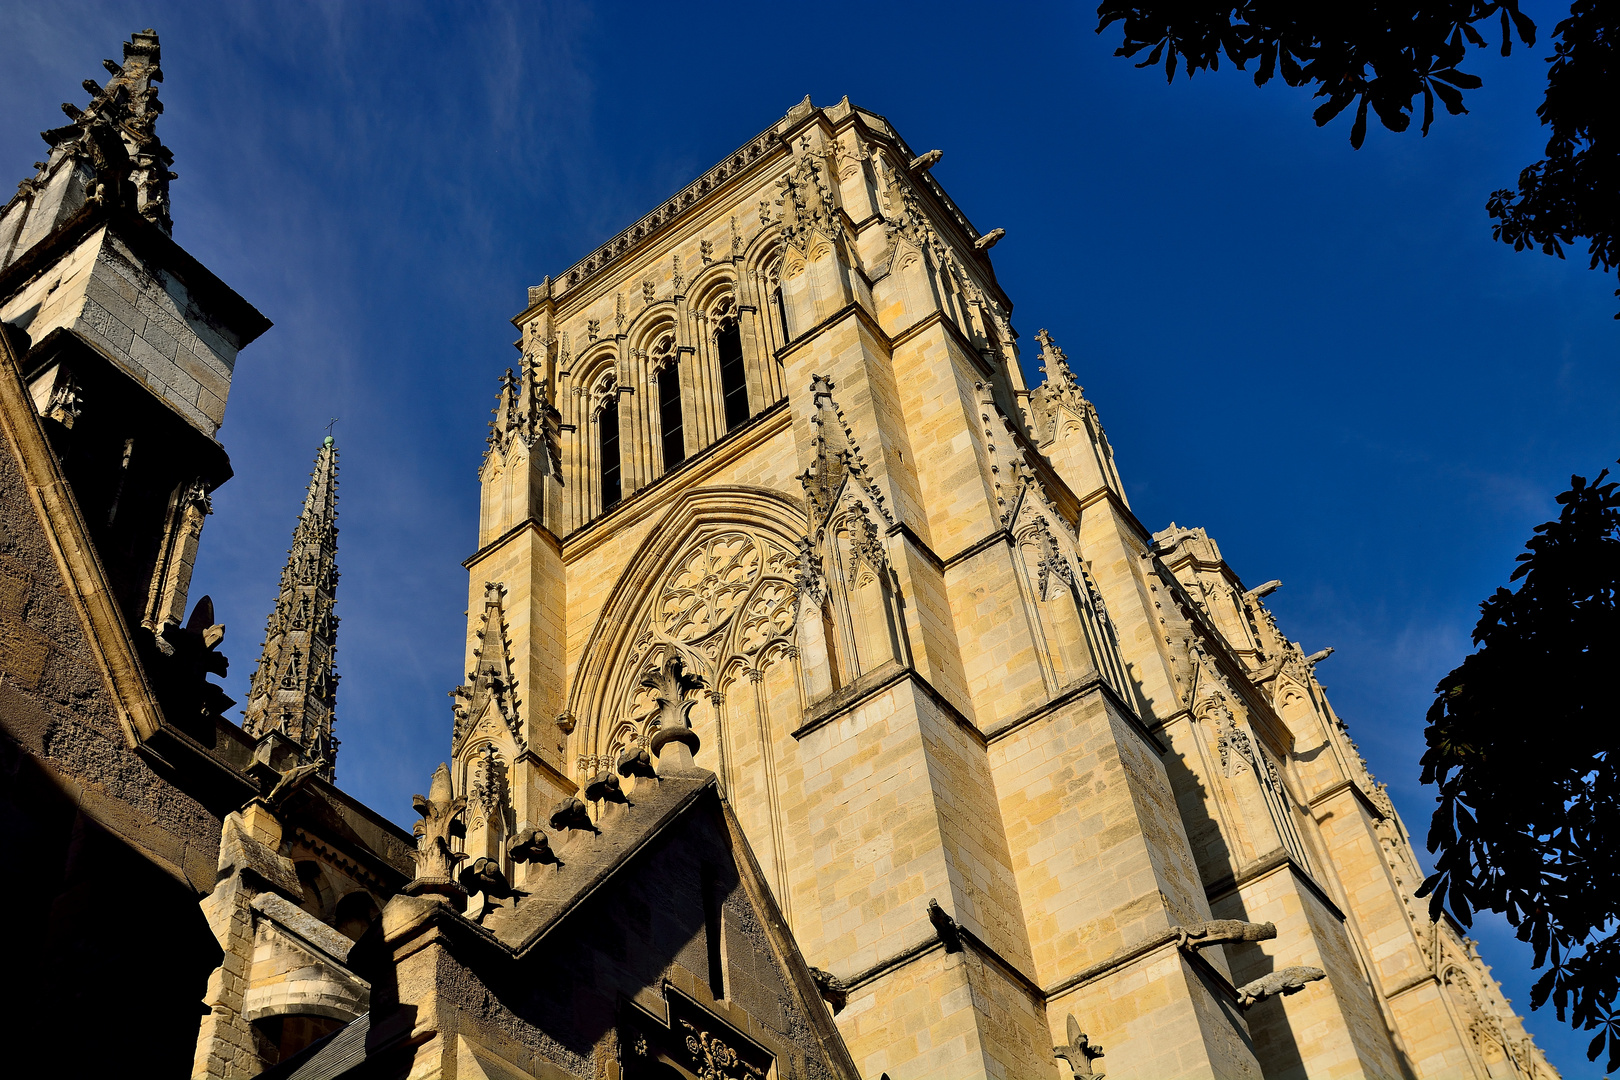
<box><xmin>0</xmin><ymin>29</ymin><xmax>1558</xmax><ymax>1080</ymax></box>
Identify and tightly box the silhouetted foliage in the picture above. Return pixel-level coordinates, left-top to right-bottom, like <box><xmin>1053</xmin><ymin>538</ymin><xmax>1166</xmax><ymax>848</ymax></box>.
<box><xmin>1417</xmin><ymin>467</ymin><xmax>1620</xmax><ymax>1069</ymax></box>
<box><xmin>1096</xmin><ymin>2</ymin><xmax>1620</xmax><ymax>313</ymax></box>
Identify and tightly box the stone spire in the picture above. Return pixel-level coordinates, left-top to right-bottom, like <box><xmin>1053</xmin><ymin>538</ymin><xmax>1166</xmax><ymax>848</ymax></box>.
<box><xmin>243</xmin><ymin>437</ymin><xmax>341</xmax><ymax>777</ymax></box>
<box><xmin>1</xmin><ymin>29</ymin><xmax>174</xmax><ymax>271</ymax></box>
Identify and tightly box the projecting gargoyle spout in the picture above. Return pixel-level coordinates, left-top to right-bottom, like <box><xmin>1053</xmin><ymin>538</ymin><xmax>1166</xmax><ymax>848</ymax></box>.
<box><xmin>1175</xmin><ymin>919</ymin><xmax>1278</xmax><ymax>950</ymax></box>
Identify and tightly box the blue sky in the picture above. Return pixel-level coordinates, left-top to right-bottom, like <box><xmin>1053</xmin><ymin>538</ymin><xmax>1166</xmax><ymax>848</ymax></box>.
<box><xmin>3</xmin><ymin>2</ymin><xmax>1615</xmax><ymax>1071</ymax></box>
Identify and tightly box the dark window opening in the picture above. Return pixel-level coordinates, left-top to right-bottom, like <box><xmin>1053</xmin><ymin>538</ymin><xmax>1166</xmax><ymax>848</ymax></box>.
<box><xmin>717</xmin><ymin>322</ymin><xmax>749</xmax><ymax>432</ymax></box>
<box><xmin>658</xmin><ymin>364</ymin><xmax>684</xmax><ymax>472</ymax></box>
<box><xmin>773</xmin><ymin>286</ymin><xmax>789</xmax><ymax>343</ymax></box>
<box><xmin>599</xmin><ymin>402</ymin><xmax>621</xmax><ymax>510</ymax></box>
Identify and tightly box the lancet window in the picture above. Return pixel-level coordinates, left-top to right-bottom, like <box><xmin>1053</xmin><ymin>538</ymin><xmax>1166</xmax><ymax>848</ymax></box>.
<box><xmin>653</xmin><ymin>332</ymin><xmax>685</xmax><ymax>472</ymax></box>
<box><xmin>717</xmin><ymin>315</ymin><xmax>749</xmax><ymax>431</ymax></box>
<box><xmin>599</xmin><ymin>393</ymin><xmax>622</xmax><ymax>511</ymax></box>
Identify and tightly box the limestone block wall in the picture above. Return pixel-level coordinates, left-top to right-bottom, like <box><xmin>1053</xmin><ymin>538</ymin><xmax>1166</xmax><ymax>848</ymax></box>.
<box><xmin>455</xmin><ymin>95</ymin><xmax>1557</xmax><ymax>1079</ymax></box>
<box><xmin>2</xmin><ymin>225</ymin><xmax>241</xmax><ymax>435</ymax></box>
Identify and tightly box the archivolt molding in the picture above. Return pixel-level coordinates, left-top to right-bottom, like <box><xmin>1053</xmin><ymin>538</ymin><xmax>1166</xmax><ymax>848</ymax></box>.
<box><xmin>626</xmin><ymin>309</ymin><xmax>677</xmax><ymax>359</ymax></box>
<box><xmin>568</xmin><ymin>486</ymin><xmax>808</xmax><ymax>773</ymax></box>
<box><xmin>688</xmin><ymin>264</ymin><xmax>739</xmax><ymax>317</ymax></box>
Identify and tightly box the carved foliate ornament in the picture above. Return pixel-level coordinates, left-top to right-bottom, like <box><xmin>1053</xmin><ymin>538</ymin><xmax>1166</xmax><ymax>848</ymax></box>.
<box><xmin>778</xmin><ymin>139</ymin><xmax>841</xmax><ymax>250</ymax></box>
<box><xmin>408</xmin><ymin>762</ymin><xmax>468</xmax><ymax>897</ymax></box>
<box><xmin>1031</xmin><ymin>516</ymin><xmax>1077</xmax><ymax>601</ymax></box>
<box><xmin>644</xmin><ymin>652</ymin><xmax>704</xmax><ymax>756</ymax></box>
<box><xmin>467</xmin><ymin>743</ymin><xmax>508</xmax><ymax>829</ymax></box>
<box><xmin>845</xmin><ymin>503</ymin><xmax>890</xmax><ymax>586</ymax></box>
<box><xmin>1196</xmin><ymin>690</ymin><xmax>1253</xmax><ymax>778</ymax></box>
<box><xmin>798</xmin><ymin>375</ymin><xmax>891</xmax><ymax>529</ymax></box>
<box><xmin>679</xmin><ymin>1019</ymin><xmax>767</xmax><ymax>1080</ymax></box>
<box><xmin>1054</xmin><ymin>1013</ymin><xmax>1105</xmax><ymax>1078</ymax></box>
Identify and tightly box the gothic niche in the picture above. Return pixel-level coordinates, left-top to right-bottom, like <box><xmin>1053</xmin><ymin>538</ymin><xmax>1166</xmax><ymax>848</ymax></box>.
<box><xmin>1015</xmin><ymin>517</ymin><xmax>1095</xmax><ymax>692</ymax></box>
<box><xmin>989</xmin><ymin>402</ymin><xmax>1130</xmax><ymax>701</ymax></box>
<box><xmin>796</xmin><ymin>375</ymin><xmax>907</xmax><ymax>700</ymax></box>
<box><xmin>463</xmin><ymin>742</ymin><xmax>513</xmax><ymax>871</ymax></box>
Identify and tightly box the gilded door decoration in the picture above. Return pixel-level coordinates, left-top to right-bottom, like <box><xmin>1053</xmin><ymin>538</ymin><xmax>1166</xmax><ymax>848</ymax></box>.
<box><xmin>679</xmin><ymin>1020</ymin><xmax>767</xmax><ymax>1080</ymax></box>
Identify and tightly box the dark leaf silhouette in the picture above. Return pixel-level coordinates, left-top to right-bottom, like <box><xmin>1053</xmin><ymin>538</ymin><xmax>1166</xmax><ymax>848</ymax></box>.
<box><xmin>1416</xmin><ymin>464</ymin><xmax>1620</xmax><ymax>1067</ymax></box>
<box><xmin>1096</xmin><ymin>2</ymin><xmax>1619</xmax><ymax>312</ymax></box>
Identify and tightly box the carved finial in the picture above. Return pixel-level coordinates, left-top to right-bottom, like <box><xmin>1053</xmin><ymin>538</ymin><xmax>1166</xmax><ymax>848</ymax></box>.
<box><xmin>21</xmin><ymin>29</ymin><xmax>173</xmax><ymax>238</ymax></box>
<box><xmin>645</xmin><ymin>652</ymin><xmax>705</xmax><ymax>775</ymax></box>
<box><xmin>406</xmin><ymin>763</ymin><xmax>468</xmax><ymax>908</ymax></box>
<box><xmin>1054</xmin><ymin>1013</ymin><xmax>1105</xmax><ymax>1077</ymax></box>
<box><xmin>1034</xmin><ymin>328</ymin><xmax>1081</xmax><ymax>391</ymax></box>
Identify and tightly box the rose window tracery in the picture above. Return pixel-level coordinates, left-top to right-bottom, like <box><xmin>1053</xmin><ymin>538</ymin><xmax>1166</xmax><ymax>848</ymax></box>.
<box><xmin>660</xmin><ymin>533</ymin><xmax>760</xmax><ymax>641</ymax></box>
<box><xmin>594</xmin><ymin>529</ymin><xmax>800</xmax><ymax>768</ymax></box>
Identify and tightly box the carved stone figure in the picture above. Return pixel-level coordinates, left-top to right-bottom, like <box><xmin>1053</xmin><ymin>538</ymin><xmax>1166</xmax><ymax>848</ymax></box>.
<box><xmin>508</xmin><ymin>827</ymin><xmax>558</xmax><ymax>867</ymax></box>
<box><xmin>1175</xmin><ymin>919</ymin><xmax>1278</xmax><ymax>950</ymax></box>
<box><xmin>549</xmin><ymin>795</ymin><xmax>596</xmax><ymax>835</ymax></box>
<box><xmin>1235</xmin><ymin>966</ymin><xmax>1327</xmax><ymax>1008</ymax></box>
<box><xmin>808</xmin><ymin>967</ymin><xmax>848</xmax><ymax>1014</ymax></box>
<box><xmin>458</xmin><ymin>856</ymin><xmax>525</xmax><ymax>922</ymax></box>
<box><xmin>927</xmin><ymin>898</ymin><xmax>963</xmax><ymax>953</ymax></box>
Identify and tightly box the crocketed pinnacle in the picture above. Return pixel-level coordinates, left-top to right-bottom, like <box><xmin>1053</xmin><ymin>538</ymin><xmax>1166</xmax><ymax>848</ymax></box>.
<box><xmin>243</xmin><ymin>437</ymin><xmax>341</xmax><ymax>778</ymax></box>
<box><xmin>4</xmin><ymin>29</ymin><xmax>174</xmax><ymax>237</ymax></box>
<box><xmin>1034</xmin><ymin>328</ymin><xmax>1080</xmax><ymax>390</ymax></box>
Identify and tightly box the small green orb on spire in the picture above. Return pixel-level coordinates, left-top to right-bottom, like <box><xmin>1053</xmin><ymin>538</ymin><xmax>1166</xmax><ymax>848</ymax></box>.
<box><xmin>323</xmin><ymin>435</ymin><xmax>334</xmax><ymax>447</ymax></box>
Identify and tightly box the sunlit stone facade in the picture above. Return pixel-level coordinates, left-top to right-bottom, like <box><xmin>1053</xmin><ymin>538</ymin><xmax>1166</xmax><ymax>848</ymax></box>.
<box><xmin>455</xmin><ymin>95</ymin><xmax>1558</xmax><ymax>1079</ymax></box>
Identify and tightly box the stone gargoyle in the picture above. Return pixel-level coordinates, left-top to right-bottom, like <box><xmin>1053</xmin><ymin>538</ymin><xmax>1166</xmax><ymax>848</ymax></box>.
<box><xmin>1235</xmin><ymin>965</ymin><xmax>1326</xmax><ymax>1008</ymax></box>
<box><xmin>1175</xmin><ymin>919</ymin><xmax>1277</xmax><ymax>950</ymax></box>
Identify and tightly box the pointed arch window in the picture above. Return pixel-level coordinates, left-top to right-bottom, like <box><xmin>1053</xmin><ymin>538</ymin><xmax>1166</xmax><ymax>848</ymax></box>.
<box><xmin>658</xmin><ymin>361</ymin><xmax>684</xmax><ymax>472</ymax></box>
<box><xmin>717</xmin><ymin>320</ymin><xmax>749</xmax><ymax>431</ymax></box>
<box><xmin>599</xmin><ymin>399</ymin><xmax>622</xmax><ymax>510</ymax></box>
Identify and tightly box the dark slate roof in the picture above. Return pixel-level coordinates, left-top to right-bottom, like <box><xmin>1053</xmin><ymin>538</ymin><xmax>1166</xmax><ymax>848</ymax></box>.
<box><xmin>482</xmin><ymin>771</ymin><xmax>714</xmax><ymax>955</ymax></box>
<box><xmin>257</xmin><ymin>1014</ymin><xmax>370</xmax><ymax>1080</ymax></box>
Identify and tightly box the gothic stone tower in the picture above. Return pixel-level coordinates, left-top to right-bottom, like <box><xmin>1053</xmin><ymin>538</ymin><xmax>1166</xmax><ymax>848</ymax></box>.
<box><xmin>458</xmin><ymin>98</ymin><xmax>1555</xmax><ymax>1079</ymax></box>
